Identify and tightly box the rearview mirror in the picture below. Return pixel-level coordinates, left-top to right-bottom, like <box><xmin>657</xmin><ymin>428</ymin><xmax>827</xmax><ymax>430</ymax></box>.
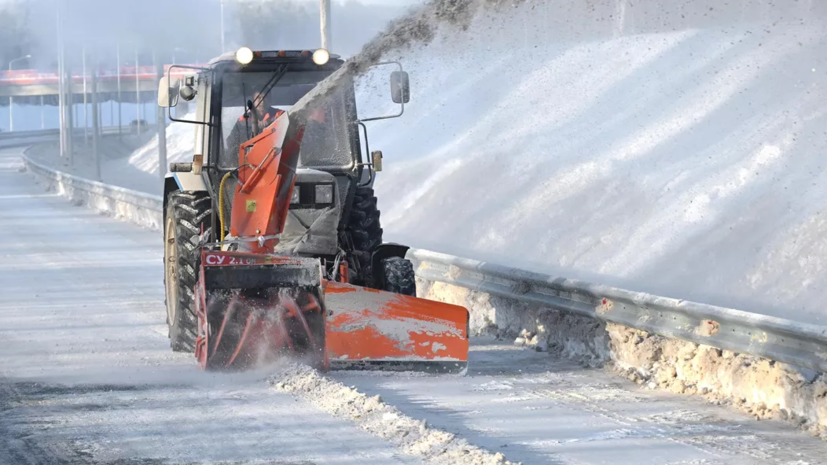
<box><xmin>390</xmin><ymin>71</ymin><xmax>410</xmax><ymax>104</ymax></box>
<box><xmin>158</xmin><ymin>76</ymin><xmax>180</xmax><ymax>108</ymax></box>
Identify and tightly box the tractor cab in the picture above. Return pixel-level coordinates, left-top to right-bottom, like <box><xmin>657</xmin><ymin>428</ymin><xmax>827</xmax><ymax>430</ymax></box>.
<box><xmin>159</xmin><ymin>48</ymin><xmax>411</xmax><ymax>286</ymax></box>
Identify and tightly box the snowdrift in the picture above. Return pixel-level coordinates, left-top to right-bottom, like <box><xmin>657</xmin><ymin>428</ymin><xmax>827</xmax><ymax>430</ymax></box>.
<box><xmin>359</xmin><ymin>0</ymin><xmax>827</xmax><ymax>323</ymax></box>
<box><xmin>122</xmin><ymin>0</ymin><xmax>827</xmax><ymax>323</ymax></box>
<box><xmin>127</xmin><ymin>116</ymin><xmax>196</xmax><ymax>176</ymax></box>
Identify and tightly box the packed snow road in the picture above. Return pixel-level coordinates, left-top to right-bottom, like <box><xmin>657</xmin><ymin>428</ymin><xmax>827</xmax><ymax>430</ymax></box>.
<box><xmin>0</xmin><ymin>146</ymin><xmax>419</xmax><ymax>465</ymax></box>
<box><xmin>3</xmin><ymin>144</ymin><xmax>827</xmax><ymax>464</ymax></box>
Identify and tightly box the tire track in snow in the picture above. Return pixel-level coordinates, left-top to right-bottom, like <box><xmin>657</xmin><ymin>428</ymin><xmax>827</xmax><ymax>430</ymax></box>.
<box><xmin>272</xmin><ymin>363</ymin><xmax>518</xmax><ymax>465</ymax></box>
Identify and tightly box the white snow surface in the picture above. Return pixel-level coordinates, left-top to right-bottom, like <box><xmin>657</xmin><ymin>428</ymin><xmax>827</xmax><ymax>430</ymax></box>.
<box><xmin>104</xmin><ymin>1</ymin><xmax>827</xmax><ymax>325</ymax></box>
<box><xmin>357</xmin><ymin>1</ymin><xmax>827</xmax><ymax>324</ymax></box>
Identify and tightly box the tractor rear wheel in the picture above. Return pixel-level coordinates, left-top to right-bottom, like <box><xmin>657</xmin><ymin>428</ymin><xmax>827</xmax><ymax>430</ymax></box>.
<box><xmin>346</xmin><ymin>187</ymin><xmax>383</xmax><ymax>285</ymax></box>
<box><xmin>381</xmin><ymin>256</ymin><xmax>416</xmax><ymax>296</ymax></box>
<box><xmin>164</xmin><ymin>191</ymin><xmax>212</xmax><ymax>352</ymax></box>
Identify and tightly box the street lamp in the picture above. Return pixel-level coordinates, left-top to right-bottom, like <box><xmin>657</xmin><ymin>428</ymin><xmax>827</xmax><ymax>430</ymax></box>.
<box><xmin>220</xmin><ymin>0</ymin><xmax>226</xmax><ymax>53</ymax></box>
<box><xmin>8</xmin><ymin>54</ymin><xmax>32</xmax><ymax>132</ymax></box>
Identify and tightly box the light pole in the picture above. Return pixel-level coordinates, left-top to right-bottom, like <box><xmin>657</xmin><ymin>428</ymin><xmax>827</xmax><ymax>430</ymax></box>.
<box><xmin>220</xmin><ymin>0</ymin><xmax>226</xmax><ymax>53</ymax></box>
<box><xmin>320</xmin><ymin>0</ymin><xmax>331</xmax><ymax>51</ymax></box>
<box><xmin>82</xmin><ymin>47</ymin><xmax>88</xmax><ymax>145</ymax></box>
<box><xmin>135</xmin><ymin>48</ymin><xmax>141</xmax><ymax>135</ymax></box>
<box><xmin>116</xmin><ymin>42</ymin><xmax>122</xmax><ymax>138</ymax></box>
<box><xmin>8</xmin><ymin>54</ymin><xmax>31</xmax><ymax>132</ymax></box>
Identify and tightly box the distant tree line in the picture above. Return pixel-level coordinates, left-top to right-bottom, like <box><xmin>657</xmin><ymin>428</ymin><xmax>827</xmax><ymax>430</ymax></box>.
<box><xmin>0</xmin><ymin>1</ymin><xmax>35</xmax><ymax>69</ymax></box>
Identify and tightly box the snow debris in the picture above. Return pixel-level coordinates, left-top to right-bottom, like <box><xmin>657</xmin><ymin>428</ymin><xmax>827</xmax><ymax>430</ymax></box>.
<box><xmin>417</xmin><ymin>278</ymin><xmax>827</xmax><ymax>440</ymax></box>
<box><xmin>271</xmin><ymin>363</ymin><xmax>520</xmax><ymax>465</ymax></box>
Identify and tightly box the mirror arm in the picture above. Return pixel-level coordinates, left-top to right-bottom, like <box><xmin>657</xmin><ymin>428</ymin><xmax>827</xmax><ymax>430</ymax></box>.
<box><xmin>358</xmin><ymin>101</ymin><xmax>404</xmax><ymax>123</ymax></box>
<box><xmin>356</xmin><ymin>121</ymin><xmax>375</xmax><ymax>187</ymax></box>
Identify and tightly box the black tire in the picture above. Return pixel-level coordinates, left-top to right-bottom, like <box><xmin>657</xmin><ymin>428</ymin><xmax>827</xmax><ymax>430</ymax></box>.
<box><xmin>346</xmin><ymin>187</ymin><xmax>383</xmax><ymax>285</ymax></box>
<box><xmin>381</xmin><ymin>256</ymin><xmax>416</xmax><ymax>296</ymax></box>
<box><xmin>164</xmin><ymin>191</ymin><xmax>212</xmax><ymax>352</ymax></box>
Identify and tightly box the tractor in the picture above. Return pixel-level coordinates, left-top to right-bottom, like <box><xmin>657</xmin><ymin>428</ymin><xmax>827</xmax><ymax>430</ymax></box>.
<box><xmin>157</xmin><ymin>47</ymin><xmax>468</xmax><ymax>371</ymax></box>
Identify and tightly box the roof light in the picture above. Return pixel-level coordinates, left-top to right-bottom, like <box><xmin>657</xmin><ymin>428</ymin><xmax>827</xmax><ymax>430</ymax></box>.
<box><xmin>235</xmin><ymin>47</ymin><xmax>254</xmax><ymax>65</ymax></box>
<box><xmin>312</xmin><ymin>49</ymin><xmax>330</xmax><ymax>66</ymax></box>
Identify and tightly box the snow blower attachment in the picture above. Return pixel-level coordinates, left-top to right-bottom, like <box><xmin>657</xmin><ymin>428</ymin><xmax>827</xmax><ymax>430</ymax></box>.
<box><xmin>160</xmin><ymin>49</ymin><xmax>468</xmax><ymax>373</ymax></box>
<box><xmin>194</xmin><ymin>251</ymin><xmax>327</xmax><ymax>370</ymax></box>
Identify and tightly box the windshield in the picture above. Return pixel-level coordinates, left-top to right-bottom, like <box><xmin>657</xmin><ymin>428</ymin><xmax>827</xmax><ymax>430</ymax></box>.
<box><xmin>218</xmin><ymin>70</ymin><xmax>355</xmax><ymax>170</ymax></box>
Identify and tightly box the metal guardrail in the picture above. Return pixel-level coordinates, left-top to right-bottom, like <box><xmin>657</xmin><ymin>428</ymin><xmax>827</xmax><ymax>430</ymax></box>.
<box><xmin>0</xmin><ymin>128</ymin><xmax>60</xmax><ymax>139</ymax></box>
<box><xmin>0</xmin><ymin>126</ymin><xmax>152</xmax><ymax>140</ymax></box>
<box><xmin>21</xmin><ymin>153</ymin><xmax>827</xmax><ymax>373</ymax></box>
<box><xmin>409</xmin><ymin>250</ymin><xmax>827</xmax><ymax>373</ymax></box>
<box><xmin>22</xmin><ymin>154</ymin><xmax>163</xmax><ymax>229</ymax></box>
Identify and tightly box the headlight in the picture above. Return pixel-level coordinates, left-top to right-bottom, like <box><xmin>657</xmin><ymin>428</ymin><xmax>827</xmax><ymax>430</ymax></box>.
<box><xmin>290</xmin><ymin>187</ymin><xmax>301</xmax><ymax>205</ymax></box>
<box><xmin>315</xmin><ymin>184</ymin><xmax>334</xmax><ymax>204</ymax></box>
<box><xmin>236</xmin><ymin>47</ymin><xmax>254</xmax><ymax>65</ymax></box>
<box><xmin>312</xmin><ymin>48</ymin><xmax>330</xmax><ymax>65</ymax></box>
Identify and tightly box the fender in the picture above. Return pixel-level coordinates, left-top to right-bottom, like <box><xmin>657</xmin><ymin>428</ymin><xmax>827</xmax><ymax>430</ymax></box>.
<box><xmin>163</xmin><ymin>171</ymin><xmax>208</xmax><ymax>216</ymax></box>
<box><xmin>371</xmin><ymin>243</ymin><xmax>410</xmax><ymax>289</ymax></box>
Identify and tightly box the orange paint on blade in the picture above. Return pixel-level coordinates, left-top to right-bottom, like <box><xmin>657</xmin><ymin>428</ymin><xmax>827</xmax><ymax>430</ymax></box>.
<box><xmin>323</xmin><ymin>282</ymin><xmax>469</xmax><ymax>363</ymax></box>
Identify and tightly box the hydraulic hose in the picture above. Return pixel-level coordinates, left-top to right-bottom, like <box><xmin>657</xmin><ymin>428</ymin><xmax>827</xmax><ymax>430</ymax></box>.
<box><xmin>218</xmin><ymin>171</ymin><xmax>233</xmax><ymax>242</ymax></box>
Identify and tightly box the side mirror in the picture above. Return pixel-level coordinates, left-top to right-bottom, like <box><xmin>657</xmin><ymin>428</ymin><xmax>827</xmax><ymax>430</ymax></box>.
<box><xmin>180</xmin><ymin>75</ymin><xmax>196</xmax><ymax>102</ymax></box>
<box><xmin>158</xmin><ymin>76</ymin><xmax>180</xmax><ymax>108</ymax></box>
<box><xmin>390</xmin><ymin>71</ymin><xmax>410</xmax><ymax>104</ymax></box>
<box><xmin>372</xmin><ymin>150</ymin><xmax>383</xmax><ymax>172</ymax></box>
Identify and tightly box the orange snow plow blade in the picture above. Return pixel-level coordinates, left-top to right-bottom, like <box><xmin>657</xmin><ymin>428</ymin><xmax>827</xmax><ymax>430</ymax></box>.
<box><xmin>323</xmin><ymin>281</ymin><xmax>469</xmax><ymax>373</ymax></box>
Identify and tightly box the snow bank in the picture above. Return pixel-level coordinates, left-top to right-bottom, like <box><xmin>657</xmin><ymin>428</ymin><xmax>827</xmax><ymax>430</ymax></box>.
<box><xmin>415</xmin><ymin>277</ymin><xmax>827</xmax><ymax>440</ymax></box>
<box><xmin>355</xmin><ymin>0</ymin><xmax>827</xmax><ymax>325</ymax></box>
<box><xmin>128</xmin><ymin>116</ymin><xmax>195</xmax><ymax>176</ymax></box>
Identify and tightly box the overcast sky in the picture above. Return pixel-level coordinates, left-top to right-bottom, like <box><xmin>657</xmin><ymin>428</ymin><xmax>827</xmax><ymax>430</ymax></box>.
<box><xmin>3</xmin><ymin>0</ymin><xmax>427</xmax><ymax>69</ymax></box>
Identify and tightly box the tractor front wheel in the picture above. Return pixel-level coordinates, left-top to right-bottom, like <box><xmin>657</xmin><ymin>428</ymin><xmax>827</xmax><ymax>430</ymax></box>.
<box><xmin>164</xmin><ymin>191</ymin><xmax>212</xmax><ymax>352</ymax></box>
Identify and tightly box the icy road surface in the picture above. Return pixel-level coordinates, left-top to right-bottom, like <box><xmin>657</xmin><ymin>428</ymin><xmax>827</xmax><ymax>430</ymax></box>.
<box><xmin>4</xmin><ymin>145</ymin><xmax>827</xmax><ymax>464</ymax></box>
<box><xmin>0</xmin><ymin>146</ymin><xmax>419</xmax><ymax>464</ymax></box>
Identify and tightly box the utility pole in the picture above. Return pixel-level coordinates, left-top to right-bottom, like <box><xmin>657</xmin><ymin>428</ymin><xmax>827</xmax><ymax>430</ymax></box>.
<box><xmin>135</xmin><ymin>48</ymin><xmax>141</xmax><ymax>135</ymax></box>
<box><xmin>65</xmin><ymin>61</ymin><xmax>74</xmax><ymax>165</ymax></box>
<box><xmin>320</xmin><ymin>0</ymin><xmax>331</xmax><ymax>51</ymax></box>
<box><xmin>220</xmin><ymin>0</ymin><xmax>226</xmax><ymax>53</ymax></box>
<box><xmin>57</xmin><ymin>1</ymin><xmax>65</xmax><ymax>158</ymax></box>
<box><xmin>90</xmin><ymin>52</ymin><xmax>100</xmax><ymax>181</ymax></box>
<box><xmin>117</xmin><ymin>42</ymin><xmax>122</xmax><ymax>138</ymax></box>
<box><xmin>82</xmin><ymin>47</ymin><xmax>88</xmax><ymax>145</ymax></box>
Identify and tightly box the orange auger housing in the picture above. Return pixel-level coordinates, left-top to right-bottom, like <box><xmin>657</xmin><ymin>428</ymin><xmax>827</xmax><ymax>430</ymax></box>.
<box><xmin>194</xmin><ymin>112</ymin><xmax>469</xmax><ymax>372</ymax></box>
